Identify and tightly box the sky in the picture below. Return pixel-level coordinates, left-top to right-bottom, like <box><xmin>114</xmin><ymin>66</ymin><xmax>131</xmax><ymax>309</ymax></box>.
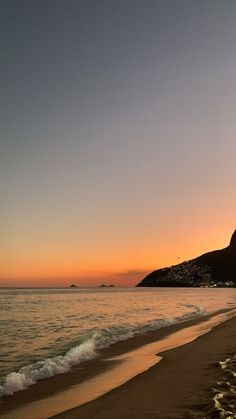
<box><xmin>1</xmin><ymin>0</ymin><xmax>235</xmax><ymax>287</ymax></box>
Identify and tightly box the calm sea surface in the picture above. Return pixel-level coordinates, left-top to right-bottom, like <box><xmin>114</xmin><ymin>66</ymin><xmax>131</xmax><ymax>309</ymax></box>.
<box><xmin>0</xmin><ymin>287</ymin><xmax>235</xmax><ymax>397</ymax></box>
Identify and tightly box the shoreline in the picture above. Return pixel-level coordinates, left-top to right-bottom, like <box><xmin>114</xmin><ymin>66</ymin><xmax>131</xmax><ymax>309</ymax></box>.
<box><xmin>0</xmin><ymin>308</ymin><xmax>235</xmax><ymax>418</ymax></box>
<box><xmin>55</xmin><ymin>313</ymin><xmax>236</xmax><ymax>419</ymax></box>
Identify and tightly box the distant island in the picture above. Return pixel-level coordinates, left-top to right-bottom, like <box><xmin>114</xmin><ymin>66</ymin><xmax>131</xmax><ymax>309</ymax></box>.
<box><xmin>69</xmin><ymin>284</ymin><xmax>78</xmax><ymax>288</ymax></box>
<box><xmin>137</xmin><ymin>229</ymin><xmax>236</xmax><ymax>288</ymax></box>
<box><xmin>99</xmin><ymin>284</ymin><xmax>115</xmax><ymax>288</ymax></box>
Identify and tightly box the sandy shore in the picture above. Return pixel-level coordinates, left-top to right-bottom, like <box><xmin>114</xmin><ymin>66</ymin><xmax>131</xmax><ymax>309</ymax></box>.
<box><xmin>0</xmin><ymin>309</ymin><xmax>235</xmax><ymax>419</ymax></box>
<box><xmin>54</xmin><ymin>314</ymin><xmax>235</xmax><ymax>419</ymax></box>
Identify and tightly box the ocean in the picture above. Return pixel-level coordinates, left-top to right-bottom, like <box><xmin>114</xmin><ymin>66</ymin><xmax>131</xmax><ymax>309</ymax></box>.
<box><xmin>0</xmin><ymin>287</ymin><xmax>235</xmax><ymax>398</ymax></box>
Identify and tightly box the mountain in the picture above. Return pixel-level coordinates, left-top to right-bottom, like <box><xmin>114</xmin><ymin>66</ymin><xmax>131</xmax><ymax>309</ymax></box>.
<box><xmin>137</xmin><ymin>230</ymin><xmax>236</xmax><ymax>287</ymax></box>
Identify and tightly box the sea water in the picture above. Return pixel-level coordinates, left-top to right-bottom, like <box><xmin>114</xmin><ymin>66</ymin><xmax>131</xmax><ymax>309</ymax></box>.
<box><xmin>0</xmin><ymin>287</ymin><xmax>235</xmax><ymax>397</ymax></box>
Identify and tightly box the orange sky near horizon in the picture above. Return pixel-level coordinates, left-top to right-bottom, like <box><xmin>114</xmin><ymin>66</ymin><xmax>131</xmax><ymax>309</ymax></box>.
<box><xmin>1</xmin><ymin>222</ymin><xmax>234</xmax><ymax>287</ymax></box>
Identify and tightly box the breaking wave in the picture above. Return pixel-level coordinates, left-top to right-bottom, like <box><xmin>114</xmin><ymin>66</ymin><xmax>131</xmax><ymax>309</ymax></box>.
<box><xmin>0</xmin><ymin>305</ymin><xmax>205</xmax><ymax>398</ymax></box>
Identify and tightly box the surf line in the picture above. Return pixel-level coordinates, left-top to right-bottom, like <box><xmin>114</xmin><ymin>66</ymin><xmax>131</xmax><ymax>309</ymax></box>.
<box><xmin>1</xmin><ymin>308</ymin><xmax>235</xmax><ymax>419</ymax></box>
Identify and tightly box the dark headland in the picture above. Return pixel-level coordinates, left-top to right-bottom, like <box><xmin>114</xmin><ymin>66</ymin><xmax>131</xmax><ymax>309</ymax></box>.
<box><xmin>137</xmin><ymin>229</ymin><xmax>236</xmax><ymax>287</ymax></box>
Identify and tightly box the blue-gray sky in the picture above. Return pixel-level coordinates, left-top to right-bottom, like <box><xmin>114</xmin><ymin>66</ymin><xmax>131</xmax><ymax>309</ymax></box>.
<box><xmin>1</xmin><ymin>0</ymin><xmax>235</xmax><ymax>286</ymax></box>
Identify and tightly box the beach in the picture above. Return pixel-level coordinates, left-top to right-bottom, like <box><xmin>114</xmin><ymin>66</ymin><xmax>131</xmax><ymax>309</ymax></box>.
<box><xmin>0</xmin><ymin>307</ymin><xmax>235</xmax><ymax>419</ymax></box>
<box><xmin>55</xmin><ymin>313</ymin><xmax>236</xmax><ymax>419</ymax></box>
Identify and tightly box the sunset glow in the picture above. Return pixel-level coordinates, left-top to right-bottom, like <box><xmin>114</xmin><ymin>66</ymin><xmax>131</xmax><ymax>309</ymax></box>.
<box><xmin>1</xmin><ymin>1</ymin><xmax>235</xmax><ymax>287</ymax></box>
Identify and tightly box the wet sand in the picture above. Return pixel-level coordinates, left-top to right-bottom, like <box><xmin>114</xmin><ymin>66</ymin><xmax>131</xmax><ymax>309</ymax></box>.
<box><xmin>0</xmin><ymin>309</ymin><xmax>235</xmax><ymax>419</ymax></box>
<box><xmin>54</xmin><ymin>314</ymin><xmax>235</xmax><ymax>419</ymax></box>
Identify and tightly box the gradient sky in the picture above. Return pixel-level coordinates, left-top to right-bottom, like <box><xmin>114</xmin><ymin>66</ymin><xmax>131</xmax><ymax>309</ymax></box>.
<box><xmin>1</xmin><ymin>0</ymin><xmax>235</xmax><ymax>287</ymax></box>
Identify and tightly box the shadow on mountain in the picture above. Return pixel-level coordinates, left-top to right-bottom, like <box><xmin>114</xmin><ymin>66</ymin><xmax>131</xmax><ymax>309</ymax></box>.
<box><xmin>137</xmin><ymin>230</ymin><xmax>236</xmax><ymax>288</ymax></box>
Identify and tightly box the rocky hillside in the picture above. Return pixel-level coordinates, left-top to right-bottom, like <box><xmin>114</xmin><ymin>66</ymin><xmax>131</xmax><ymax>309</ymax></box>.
<box><xmin>137</xmin><ymin>230</ymin><xmax>236</xmax><ymax>287</ymax></box>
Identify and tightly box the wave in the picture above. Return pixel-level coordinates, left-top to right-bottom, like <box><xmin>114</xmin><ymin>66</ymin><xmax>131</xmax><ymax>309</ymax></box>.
<box><xmin>0</xmin><ymin>305</ymin><xmax>205</xmax><ymax>398</ymax></box>
<box><xmin>210</xmin><ymin>354</ymin><xmax>236</xmax><ymax>418</ymax></box>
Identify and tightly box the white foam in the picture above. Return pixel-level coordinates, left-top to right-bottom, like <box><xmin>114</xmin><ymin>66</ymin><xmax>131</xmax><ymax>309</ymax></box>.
<box><xmin>0</xmin><ymin>372</ymin><xmax>34</xmax><ymax>396</ymax></box>
<box><xmin>0</xmin><ymin>338</ymin><xmax>98</xmax><ymax>397</ymax></box>
<box><xmin>0</xmin><ymin>306</ymin><xmax>206</xmax><ymax>398</ymax></box>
